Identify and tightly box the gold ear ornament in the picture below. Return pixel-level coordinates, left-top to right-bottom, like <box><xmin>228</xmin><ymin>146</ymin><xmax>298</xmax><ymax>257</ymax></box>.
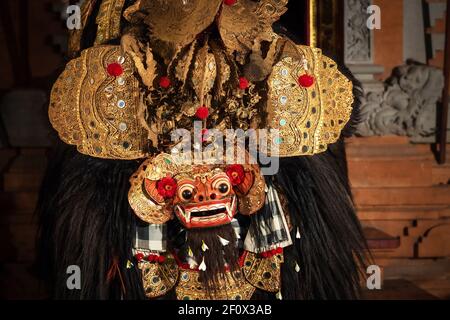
<box><xmin>49</xmin><ymin>45</ymin><xmax>150</xmax><ymax>160</ymax></box>
<box><xmin>266</xmin><ymin>39</ymin><xmax>354</xmax><ymax>157</ymax></box>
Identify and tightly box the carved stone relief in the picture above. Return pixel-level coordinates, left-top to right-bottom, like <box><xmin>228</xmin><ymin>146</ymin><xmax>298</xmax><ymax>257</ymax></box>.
<box><xmin>344</xmin><ymin>0</ymin><xmax>372</xmax><ymax>64</ymax></box>
<box><xmin>356</xmin><ymin>62</ymin><xmax>445</xmax><ymax>139</ymax></box>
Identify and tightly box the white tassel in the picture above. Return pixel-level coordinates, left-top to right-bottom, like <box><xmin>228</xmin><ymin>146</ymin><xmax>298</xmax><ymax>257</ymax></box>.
<box><xmin>201</xmin><ymin>240</ymin><xmax>209</xmax><ymax>252</ymax></box>
<box><xmin>199</xmin><ymin>257</ymin><xmax>207</xmax><ymax>271</ymax></box>
<box><xmin>296</xmin><ymin>227</ymin><xmax>301</xmax><ymax>239</ymax></box>
<box><xmin>187</xmin><ymin>257</ymin><xmax>198</xmax><ymax>270</ymax></box>
<box><xmin>218</xmin><ymin>236</ymin><xmax>230</xmax><ymax>246</ymax></box>
<box><xmin>295</xmin><ymin>262</ymin><xmax>300</xmax><ymax>273</ymax></box>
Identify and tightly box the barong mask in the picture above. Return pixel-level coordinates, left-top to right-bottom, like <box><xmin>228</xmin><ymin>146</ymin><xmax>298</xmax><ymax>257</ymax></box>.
<box><xmin>128</xmin><ymin>152</ymin><xmax>266</xmax><ymax>228</ymax></box>
<box><xmin>45</xmin><ymin>0</ymin><xmax>361</xmax><ymax>300</ymax></box>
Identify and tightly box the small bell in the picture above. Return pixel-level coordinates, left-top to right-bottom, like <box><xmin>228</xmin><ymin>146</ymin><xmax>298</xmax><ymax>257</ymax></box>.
<box><xmin>188</xmin><ymin>247</ymin><xmax>194</xmax><ymax>257</ymax></box>
<box><xmin>126</xmin><ymin>260</ymin><xmax>134</xmax><ymax>269</ymax></box>
<box><xmin>295</xmin><ymin>262</ymin><xmax>300</xmax><ymax>273</ymax></box>
<box><xmin>199</xmin><ymin>257</ymin><xmax>207</xmax><ymax>271</ymax></box>
<box><xmin>202</xmin><ymin>240</ymin><xmax>209</xmax><ymax>252</ymax></box>
<box><xmin>187</xmin><ymin>257</ymin><xmax>198</xmax><ymax>269</ymax></box>
<box><xmin>296</xmin><ymin>227</ymin><xmax>301</xmax><ymax>239</ymax></box>
<box><xmin>218</xmin><ymin>236</ymin><xmax>230</xmax><ymax>246</ymax></box>
<box><xmin>276</xmin><ymin>291</ymin><xmax>283</xmax><ymax>300</ymax></box>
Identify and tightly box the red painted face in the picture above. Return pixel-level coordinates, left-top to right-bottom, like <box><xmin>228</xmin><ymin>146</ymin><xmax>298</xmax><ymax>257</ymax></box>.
<box><xmin>172</xmin><ymin>171</ymin><xmax>237</xmax><ymax>229</ymax></box>
<box><xmin>136</xmin><ymin>155</ymin><xmax>265</xmax><ymax>229</ymax></box>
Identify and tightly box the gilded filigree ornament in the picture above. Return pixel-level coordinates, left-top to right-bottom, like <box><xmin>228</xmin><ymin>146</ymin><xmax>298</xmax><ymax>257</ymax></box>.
<box><xmin>218</xmin><ymin>0</ymin><xmax>288</xmax><ymax>59</ymax></box>
<box><xmin>266</xmin><ymin>40</ymin><xmax>353</xmax><ymax>157</ymax></box>
<box><xmin>95</xmin><ymin>0</ymin><xmax>127</xmax><ymax>45</ymax></box>
<box><xmin>138</xmin><ymin>0</ymin><xmax>222</xmax><ymax>51</ymax></box>
<box><xmin>243</xmin><ymin>251</ymin><xmax>283</xmax><ymax>293</ymax></box>
<box><xmin>138</xmin><ymin>251</ymin><xmax>284</xmax><ymax>300</ymax></box>
<box><xmin>138</xmin><ymin>254</ymin><xmax>179</xmax><ymax>298</ymax></box>
<box><xmin>176</xmin><ymin>267</ymin><xmax>255</xmax><ymax>300</ymax></box>
<box><xmin>191</xmin><ymin>44</ymin><xmax>217</xmax><ymax>106</ymax></box>
<box><xmin>49</xmin><ymin>45</ymin><xmax>149</xmax><ymax>160</ymax></box>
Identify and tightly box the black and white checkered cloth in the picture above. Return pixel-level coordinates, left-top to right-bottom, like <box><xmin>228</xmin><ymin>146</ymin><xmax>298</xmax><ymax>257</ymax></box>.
<box><xmin>133</xmin><ymin>219</ymin><xmax>244</xmax><ymax>253</ymax></box>
<box><xmin>134</xmin><ymin>223</ymin><xmax>167</xmax><ymax>253</ymax></box>
<box><xmin>243</xmin><ymin>182</ymin><xmax>293</xmax><ymax>253</ymax></box>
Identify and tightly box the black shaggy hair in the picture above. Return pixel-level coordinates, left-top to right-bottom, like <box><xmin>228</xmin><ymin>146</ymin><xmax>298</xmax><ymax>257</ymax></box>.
<box><xmin>35</xmin><ymin>142</ymin><xmax>146</xmax><ymax>299</ymax></box>
<box><xmin>184</xmin><ymin>224</ymin><xmax>239</xmax><ymax>296</ymax></box>
<box><xmin>276</xmin><ymin>141</ymin><xmax>368</xmax><ymax>300</ymax></box>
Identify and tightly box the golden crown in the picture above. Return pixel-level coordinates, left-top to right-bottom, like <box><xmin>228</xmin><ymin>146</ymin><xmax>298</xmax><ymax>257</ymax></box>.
<box><xmin>50</xmin><ymin>0</ymin><xmax>353</xmax><ymax>160</ymax></box>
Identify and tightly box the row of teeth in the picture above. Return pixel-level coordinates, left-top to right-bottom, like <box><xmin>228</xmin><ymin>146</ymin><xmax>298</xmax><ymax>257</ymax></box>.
<box><xmin>176</xmin><ymin>197</ymin><xmax>236</xmax><ymax>222</ymax></box>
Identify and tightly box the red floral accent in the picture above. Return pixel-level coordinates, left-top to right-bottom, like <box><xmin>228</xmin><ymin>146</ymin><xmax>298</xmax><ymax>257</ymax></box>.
<box><xmin>107</xmin><ymin>62</ymin><xmax>123</xmax><ymax>77</ymax></box>
<box><xmin>195</xmin><ymin>106</ymin><xmax>209</xmax><ymax>120</ymax></box>
<box><xmin>260</xmin><ymin>247</ymin><xmax>283</xmax><ymax>258</ymax></box>
<box><xmin>298</xmin><ymin>74</ymin><xmax>315</xmax><ymax>88</ymax></box>
<box><xmin>224</xmin><ymin>0</ymin><xmax>237</xmax><ymax>5</ymax></box>
<box><xmin>159</xmin><ymin>76</ymin><xmax>171</xmax><ymax>88</ymax></box>
<box><xmin>239</xmin><ymin>77</ymin><xmax>249</xmax><ymax>90</ymax></box>
<box><xmin>135</xmin><ymin>253</ymin><xmax>145</xmax><ymax>262</ymax></box>
<box><xmin>226</xmin><ymin>164</ymin><xmax>245</xmax><ymax>186</ymax></box>
<box><xmin>157</xmin><ymin>177</ymin><xmax>177</xmax><ymax>199</ymax></box>
<box><xmin>146</xmin><ymin>254</ymin><xmax>166</xmax><ymax>264</ymax></box>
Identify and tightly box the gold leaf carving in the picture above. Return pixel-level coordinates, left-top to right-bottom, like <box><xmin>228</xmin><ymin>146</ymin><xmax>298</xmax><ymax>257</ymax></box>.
<box><xmin>191</xmin><ymin>44</ymin><xmax>217</xmax><ymax>106</ymax></box>
<box><xmin>266</xmin><ymin>40</ymin><xmax>354</xmax><ymax>157</ymax></box>
<box><xmin>95</xmin><ymin>0</ymin><xmax>126</xmax><ymax>45</ymax></box>
<box><xmin>218</xmin><ymin>0</ymin><xmax>288</xmax><ymax>58</ymax></box>
<box><xmin>49</xmin><ymin>45</ymin><xmax>149</xmax><ymax>160</ymax></box>
<box><xmin>139</xmin><ymin>0</ymin><xmax>222</xmax><ymax>48</ymax></box>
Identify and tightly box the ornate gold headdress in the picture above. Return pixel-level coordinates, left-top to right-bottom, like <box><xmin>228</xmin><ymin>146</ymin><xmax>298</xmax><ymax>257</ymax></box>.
<box><xmin>51</xmin><ymin>0</ymin><xmax>354</xmax><ymax>160</ymax></box>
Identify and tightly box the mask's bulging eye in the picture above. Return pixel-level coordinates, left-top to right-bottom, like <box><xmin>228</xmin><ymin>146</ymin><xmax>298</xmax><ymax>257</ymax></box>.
<box><xmin>182</xmin><ymin>189</ymin><xmax>193</xmax><ymax>200</ymax></box>
<box><xmin>178</xmin><ymin>183</ymin><xmax>195</xmax><ymax>201</ymax></box>
<box><xmin>212</xmin><ymin>175</ymin><xmax>231</xmax><ymax>195</ymax></box>
<box><xmin>218</xmin><ymin>183</ymin><xmax>229</xmax><ymax>194</ymax></box>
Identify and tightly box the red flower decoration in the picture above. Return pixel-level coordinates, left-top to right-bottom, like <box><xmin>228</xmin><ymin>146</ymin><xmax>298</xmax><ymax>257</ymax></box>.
<box><xmin>239</xmin><ymin>77</ymin><xmax>249</xmax><ymax>90</ymax></box>
<box><xmin>135</xmin><ymin>253</ymin><xmax>145</xmax><ymax>262</ymax></box>
<box><xmin>157</xmin><ymin>177</ymin><xmax>177</xmax><ymax>199</ymax></box>
<box><xmin>195</xmin><ymin>106</ymin><xmax>209</xmax><ymax>120</ymax></box>
<box><xmin>159</xmin><ymin>76</ymin><xmax>171</xmax><ymax>88</ymax></box>
<box><xmin>298</xmin><ymin>74</ymin><xmax>315</xmax><ymax>88</ymax></box>
<box><xmin>226</xmin><ymin>164</ymin><xmax>245</xmax><ymax>186</ymax></box>
<box><xmin>224</xmin><ymin>0</ymin><xmax>237</xmax><ymax>5</ymax></box>
<box><xmin>107</xmin><ymin>62</ymin><xmax>123</xmax><ymax>77</ymax></box>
